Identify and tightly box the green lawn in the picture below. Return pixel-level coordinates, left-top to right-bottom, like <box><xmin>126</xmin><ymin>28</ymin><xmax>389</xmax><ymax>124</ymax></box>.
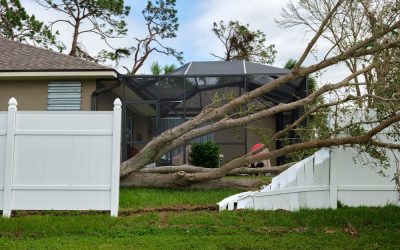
<box><xmin>119</xmin><ymin>187</ymin><xmax>240</xmax><ymax>210</ymax></box>
<box><xmin>0</xmin><ymin>188</ymin><xmax>399</xmax><ymax>249</ymax></box>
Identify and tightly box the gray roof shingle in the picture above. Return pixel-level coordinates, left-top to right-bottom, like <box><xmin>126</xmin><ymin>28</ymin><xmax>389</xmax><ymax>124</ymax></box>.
<box><xmin>0</xmin><ymin>38</ymin><xmax>114</xmax><ymax>72</ymax></box>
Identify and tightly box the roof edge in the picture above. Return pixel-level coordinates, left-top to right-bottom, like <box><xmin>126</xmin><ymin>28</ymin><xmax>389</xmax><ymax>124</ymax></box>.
<box><xmin>0</xmin><ymin>70</ymin><xmax>118</xmax><ymax>79</ymax></box>
<box><xmin>0</xmin><ymin>68</ymin><xmax>117</xmax><ymax>73</ymax></box>
<box><xmin>124</xmin><ymin>72</ymin><xmax>291</xmax><ymax>78</ymax></box>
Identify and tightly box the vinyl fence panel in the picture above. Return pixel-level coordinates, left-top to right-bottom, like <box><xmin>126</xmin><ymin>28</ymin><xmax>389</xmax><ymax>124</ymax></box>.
<box><xmin>1</xmin><ymin>98</ymin><xmax>121</xmax><ymax>217</ymax></box>
<box><xmin>0</xmin><ymin>112</ymin><xmax>7</xmax><ymax>211</ymax></box>
<box><xmin>219</xmin><ymin>147</ymin><xmax>399</xmax><ymax>211</ymax></box>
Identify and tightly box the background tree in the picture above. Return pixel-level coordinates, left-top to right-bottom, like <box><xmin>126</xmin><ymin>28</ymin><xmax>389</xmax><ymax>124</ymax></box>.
<box><xmin>211</xmin><ymin>20</ymin><xmax>277</xmax><ymax>64</ymax></box>
<box><xmin>163</xmin><ymin>64</ymin><xmax>176</xmax><ymax>75</ymax></box>
<box><xmin>283</xmin><ymin>59</ymin><xmax>297</xmax><ymax>71</ymax></box>
<box><xmin>278</xmin><ymin>0</ymin><xmax>400</xmax><ymax>106</ymax></box>
<box><xmin>36</xmin><ymin>0</ymin><xmax>130</xmax><ymax>59</ymax></box>
<box><xmin>150</xmin><ymin>62</ymin><xmax>176</xmax><ymax>75</ymax></box>
<box><xmin>117</xmin><ymin>0</ymin><xmax>400</xmax><ymax>189</ymax></box>
<box><xmin>0</xmin><ymin>0</ymin><xmax>61</xmax><ymax>49</ymax></box>
<box><xmin>130</xmin><ymin>0</ymin><xmax>183</xmax><ymax>74</ymax></box>
<box><xmin>150</xmin><ymin>61</ymin><xmax>162</xmax><ymax>75</ymax></box>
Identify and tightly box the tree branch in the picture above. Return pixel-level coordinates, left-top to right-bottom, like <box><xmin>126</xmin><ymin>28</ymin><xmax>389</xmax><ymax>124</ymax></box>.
<box><xmin>294</xmin><ymin>0</ymin><xmax>345</xmax><ymax>71</ymax></box>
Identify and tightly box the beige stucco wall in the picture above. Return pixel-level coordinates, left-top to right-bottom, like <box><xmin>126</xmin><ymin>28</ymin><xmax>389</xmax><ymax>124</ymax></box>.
<box><xmin>0</xmin><ymin>79</ymin><xmax>96</xmax><ymax>111</ymax></box>
<box><xmin>81</xmin><ymin>80</ymin><xmax>96</xmax><ymax>111</ymax></box>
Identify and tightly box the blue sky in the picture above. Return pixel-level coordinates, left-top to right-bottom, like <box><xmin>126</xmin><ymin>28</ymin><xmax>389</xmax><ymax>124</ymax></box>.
<box><xmin>21</xmin><ymin>0</ymin><xmax>347</xmax><ymax>82</ymax></box>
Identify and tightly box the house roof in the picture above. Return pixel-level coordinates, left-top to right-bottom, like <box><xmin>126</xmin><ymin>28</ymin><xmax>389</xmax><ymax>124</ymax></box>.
<box><xmin>0</xmin><ymin>38</ymin><xmax>114</xmax><ymax>72</ymax></box>
<box><xmin>171</xmin><ymin>61</ymin><xmax>290</xmax><ymax>76</ymax></box>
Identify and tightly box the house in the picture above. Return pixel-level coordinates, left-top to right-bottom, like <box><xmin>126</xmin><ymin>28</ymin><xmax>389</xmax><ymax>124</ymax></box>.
<box><xmin>0</xmin><ymin>37</ymin><xmax>117</xmax><ymax>111</ymax></box>
<box><xmin>0</xmin><ymin>38</ymin><xmax>308</xmax><ymax>166</ymax></box>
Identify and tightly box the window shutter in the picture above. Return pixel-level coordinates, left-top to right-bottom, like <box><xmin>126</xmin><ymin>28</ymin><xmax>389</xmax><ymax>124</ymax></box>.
<box><xmin>48</xmin><ymin>82</ymin><xmax>82</xmax><ymax>111</ymax></box>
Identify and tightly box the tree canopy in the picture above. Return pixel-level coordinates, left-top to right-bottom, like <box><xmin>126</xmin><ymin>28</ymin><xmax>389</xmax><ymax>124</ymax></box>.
<box><xmin>150</xmin><ymin>61</ymin><xmax>176</xmax><ymax>75</ymax></box>
<box><xmin>36</xmin><ymin>0</ymin><xmax>130</xmax><ymax>59</ymax></box>
<box><xmin>211</xmin><ymin>20</ymin><xmax>277</xmax><ymax>64</ymax></box>
<box><xmin>0</xmin><ymin>0</ymin><xmax>61</xmax><ymax>49</ymax></box>
<box><xmin>129</xmin><ymin>0</ymin><xmax>183</xmax><ymax>74</ymax></box>
<box><xmin>278</xmin><ymin>0</ymin><xmax>400</xmax><ymax>106</ymax></box>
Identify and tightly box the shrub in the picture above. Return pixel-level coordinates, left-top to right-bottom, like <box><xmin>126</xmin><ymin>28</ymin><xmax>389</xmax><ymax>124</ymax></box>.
<box><xmin>189</xmin><ymin>141</ymin><xmax>220</xmax><ymax>168</ymax></box>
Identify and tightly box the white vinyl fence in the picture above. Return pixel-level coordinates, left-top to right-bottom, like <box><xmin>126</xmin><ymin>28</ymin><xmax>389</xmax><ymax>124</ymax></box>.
<box><xmin>0</xmin><ymin>98</ymin><xmax>121</xmax><ymax>217</ymax></box>
<box><xmin>219</xmin><ymin>147</ymin><xmax>400</xmax><ymax>211</ymax></box>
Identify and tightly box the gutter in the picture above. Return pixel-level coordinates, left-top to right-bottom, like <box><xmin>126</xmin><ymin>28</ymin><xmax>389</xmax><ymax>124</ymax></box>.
<box><xmin>91</xmin><ymin>75</ymin><xmax>122</xmax><ymax>111</ymax></box>
<box><xmin>0</xmin><ymin>70</ymin><xmax>118</xmax><ymax>79</ymax></box>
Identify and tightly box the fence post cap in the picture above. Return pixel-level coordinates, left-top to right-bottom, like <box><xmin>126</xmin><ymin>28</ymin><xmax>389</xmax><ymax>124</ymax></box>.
<box><xmin>113</xmin><ymin>98</ymin><xmax>122</xmax><ymax>107</ymax></box>
<box><xmin>8</xmin><ymin>97</ymin><xmax>17</xmax><ymax>107</ymax></box>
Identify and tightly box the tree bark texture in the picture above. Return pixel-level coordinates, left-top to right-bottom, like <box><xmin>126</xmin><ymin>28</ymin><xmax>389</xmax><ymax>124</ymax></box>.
<box><xmin>121</xmin><ymin>172</ymin><xmax>265</xmax><ymax>190</ymax></box>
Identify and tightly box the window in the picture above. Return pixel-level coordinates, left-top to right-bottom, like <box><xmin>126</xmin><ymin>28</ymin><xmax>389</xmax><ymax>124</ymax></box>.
<box><xmin>48</xmin><ymin>82</ymin><xmax>82</xmax><ymax>111</ymax></box>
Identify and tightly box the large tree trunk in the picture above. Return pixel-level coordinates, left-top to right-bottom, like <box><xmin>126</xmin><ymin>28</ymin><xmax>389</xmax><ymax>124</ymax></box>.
<box><xmin>120</xmin><ymin>163</ymin><xmax>293</xmax><ymax>189</ymax></box>
<box><xmin>138</xmin><ymin>163</ymin><xmax>294</xmax><ymax>175</ymax></box>
<box><xmin>120</xmin><ymin>172</ymin><xmax>266</xmax><ymax>190</ymax></box>
<box><xmin>69</xmin><ymin>20</ymin><xmax>80</xmax><ymax>57</ymax></box>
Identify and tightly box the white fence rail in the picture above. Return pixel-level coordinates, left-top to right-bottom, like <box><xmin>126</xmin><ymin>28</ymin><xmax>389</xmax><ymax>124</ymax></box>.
<box><xmin>219</xmin><ymin>147</ymin><xmax>400</xmax><ymax>211</ymax></box>
<box><xmin>0</xmin><ymin>98</ymin><xmax>121</xmax><ymax>217</ymax></box>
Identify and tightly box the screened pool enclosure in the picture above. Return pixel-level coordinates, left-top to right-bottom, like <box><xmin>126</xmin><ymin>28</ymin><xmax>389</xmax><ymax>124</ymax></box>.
<box><xmin>94</xmin><ymin>61</ymin><xmax>308</xmax><ymax>166</ymax></box>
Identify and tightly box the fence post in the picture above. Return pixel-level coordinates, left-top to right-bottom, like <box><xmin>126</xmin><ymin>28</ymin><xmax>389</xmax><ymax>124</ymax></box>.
<box><xmin>3</xmin><ymin>98</ymin><xmax>17</xmax><ymax>218</ymax></box>
<box><xmin>110</xmin><ymin>98</ymin><xmax>122</xmax><ymax>217</ymax></box>
<box><xmin>329</xmin><ymin>149</ymin><xmax>338</xmax><ymax>209</ymax></box>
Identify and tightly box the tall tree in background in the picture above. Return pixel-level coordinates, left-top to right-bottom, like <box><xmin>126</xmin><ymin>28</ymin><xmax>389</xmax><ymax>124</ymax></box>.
<box><xmin>130</xmin><ymin>0</ymin><xmax>183</xmax><ymax>74</ymax></box>
<box><xmin>0</xmin><ymin>0</ymin><xmax>61</xmax><ymax>49</ymax></box>
<box><xmin>36</xmin><ymin>0</ymin><xmax>130</xmax><ymax>60</ymax></box>
<box><xmin>211</xmin><ymin>20</ymin><xmax>277</xmax><ymax>64</ymax></box>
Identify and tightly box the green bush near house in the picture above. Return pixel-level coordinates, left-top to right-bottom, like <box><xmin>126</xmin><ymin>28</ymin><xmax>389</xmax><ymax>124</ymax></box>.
<box><xmin>190</xmin><ymin>141</ymin><xmax>220</xmax><ymax>168</ymax></box>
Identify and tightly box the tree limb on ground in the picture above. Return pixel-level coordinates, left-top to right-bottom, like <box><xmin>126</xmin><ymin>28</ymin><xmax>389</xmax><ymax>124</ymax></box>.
<box><xmin>138</xmin><ymin>162</ymin><xmax>296</xmax><ymax>175</ymax></box>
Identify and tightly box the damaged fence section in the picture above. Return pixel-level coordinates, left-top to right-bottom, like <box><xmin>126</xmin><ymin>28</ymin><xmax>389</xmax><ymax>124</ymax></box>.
<box><xmin>0</xmin><ymin>98</ymin><xmax>121</xmax><ymax>217</ymax></box>
<box><xmin>219</xmin><ymin>147</ymin><xmax>400</xmax><ymax>211</ymax></box>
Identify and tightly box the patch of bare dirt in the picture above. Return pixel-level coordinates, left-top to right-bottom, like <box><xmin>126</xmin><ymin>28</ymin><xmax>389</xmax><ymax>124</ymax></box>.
<box><xmin>11</xmin><ymin>205</ymin><xmax>217</xmax><ymax>217</ymax></box>
<box><xmin>120</xmin><ymin>204</ymin><xmax>218</xmax><ymax>216</ymax></box>
<box><xmin>344</xmin><ymin>222</ymin><xmax>358</xmax><ymax>237</ymax></box>
<box><xmin>159</xmin><ymin>212</ymin><xmax>169</xmax><ymax>227</ymax></box>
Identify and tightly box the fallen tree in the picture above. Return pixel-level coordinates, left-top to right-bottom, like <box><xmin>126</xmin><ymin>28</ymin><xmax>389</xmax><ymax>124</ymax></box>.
<box><xmin>120</xmin><ymin>0</ymin><xmax>400</xmax><ymax>189</ymax></box>
<box><xmin>137</xmin><ymin>162</ymin><xmax>295</xmax><ymax>175</ymax></box>
<box><xmin>121</xmin><ymin>162</ymin><xmax>295</xmax><ymax>189</ymax></box>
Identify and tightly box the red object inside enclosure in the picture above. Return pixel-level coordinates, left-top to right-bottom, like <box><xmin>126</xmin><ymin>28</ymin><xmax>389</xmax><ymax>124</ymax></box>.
<box><xmin>251</xmin><ymin>143</ymin><xmax>264</xmax><ymax>152</ymax></box>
